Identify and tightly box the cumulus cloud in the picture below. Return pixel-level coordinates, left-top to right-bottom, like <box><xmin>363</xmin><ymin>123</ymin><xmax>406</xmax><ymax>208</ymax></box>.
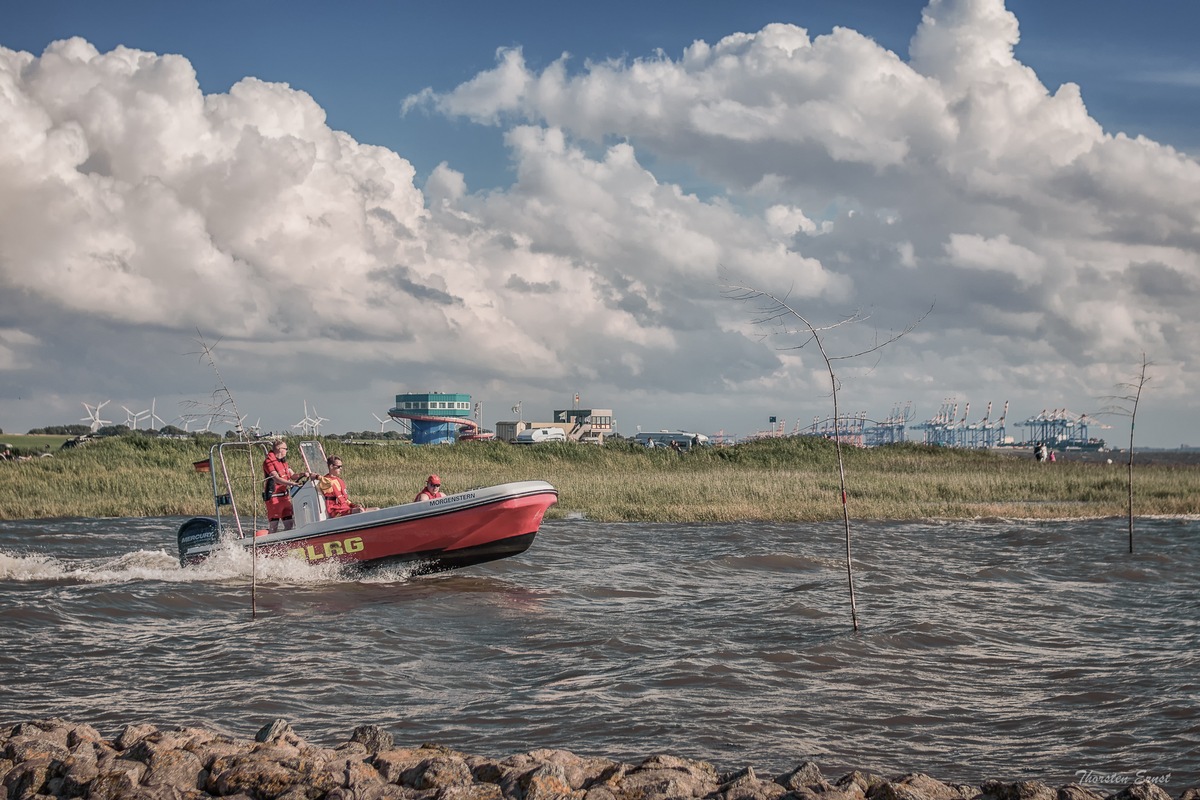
<box><xmin>401</xmin><ymin>0</ymin><xmax>1198</xmax><ymax>435</ymax></box>
<box><xmin>0</xmin><ymin>35</ymin><xmax>818</xmax><ymax>432</ymax></box>
<box><xmin>2</xmin><ymin>0</ymin><xmax>1197</xmax><ymax>444</ymax></box>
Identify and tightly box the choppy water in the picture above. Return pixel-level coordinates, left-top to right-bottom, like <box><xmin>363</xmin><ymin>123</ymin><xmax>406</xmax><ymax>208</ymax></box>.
<box><xmin>1</xmin><ymin>515</ymin><xmax>1196</xmax><ymax>791</ymax></box>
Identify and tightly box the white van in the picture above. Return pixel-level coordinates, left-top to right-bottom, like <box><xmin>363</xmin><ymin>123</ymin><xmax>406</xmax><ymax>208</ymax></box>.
<box><xmin>514</xmin><ymin>427</ymin><xmax>568</xmax><ymax>445</ymax></box>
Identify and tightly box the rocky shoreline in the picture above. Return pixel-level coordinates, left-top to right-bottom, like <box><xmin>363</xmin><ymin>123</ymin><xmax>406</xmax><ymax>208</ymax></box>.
<box><xmin>1</xmin><ymin>718</ymin><xmax>1194</xmax><ymax>800</ymax></box>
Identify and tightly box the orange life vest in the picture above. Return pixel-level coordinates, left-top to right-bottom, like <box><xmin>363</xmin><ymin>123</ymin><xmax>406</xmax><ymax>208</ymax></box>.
<box><xmin>324</xmin><ymin>474</ymin><xmax>352</xmax><ymax>517</ymax></box>
<box><xmin>414</xmin><ymin>487</ymin><xmax>445</xmax><ymax>502</ymax></box>
<box><xmin>263</xmin><ymin>452</ymin><xmax>294</xmax><ymax>498</ymax></box>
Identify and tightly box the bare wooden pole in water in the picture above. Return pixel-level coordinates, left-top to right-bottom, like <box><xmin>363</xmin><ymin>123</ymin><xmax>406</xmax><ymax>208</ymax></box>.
<box><xmin>249</xmin><ymin>445</ymin><xmax>258</xmax><ymax>619</ymax></box>
<box><xmin>186</xmin><ymin>330</ymin><xmax>258</xmax><ymax>618</ymax></box>
<box><xmin>1125</xmin><ymin>356</ymin><xmax>1149</xmax><ymax>554</ymax></box>
<box><xmin>723</xmin><ymin>277</ymin><xmax>929</xmax><ymax>632</ymax></box>
<box><xmin>1104</xmin><ymin>353</ymin><xmax>1151</xmax><ymax>555</ymax></box>
<box><xmin>820</xmin><ymin>336</ymin><xmax>859</xmax><ymax>631</ymax></box>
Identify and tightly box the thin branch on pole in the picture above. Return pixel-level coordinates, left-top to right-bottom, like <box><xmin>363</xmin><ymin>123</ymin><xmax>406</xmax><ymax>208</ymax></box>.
<box><xmin>183</xmin><ymin>330</ymin><xmax>251</xmax><ymax>442</ymax></box>
<box><xmin>722</xmin><ymin>275</ymin><xmax>931</xmax><ymax>632</ymax></box>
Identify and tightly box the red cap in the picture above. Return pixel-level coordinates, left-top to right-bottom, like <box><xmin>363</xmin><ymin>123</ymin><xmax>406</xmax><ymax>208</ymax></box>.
<box><xmin>428</xmin><ymin>474</ymin><xmax>441</xmax><ymax>486</ymax></box>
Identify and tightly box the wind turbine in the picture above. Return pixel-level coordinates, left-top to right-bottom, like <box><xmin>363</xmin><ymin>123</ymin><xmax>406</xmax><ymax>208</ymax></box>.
<box><xmin>309</xmin><ymin>405</ymin><xmax>328</xmax><ymax>436</ymax></box>
<box><xmin>124</xmin><ymin>406</ymin><xmax>150</xmax><ymax>430</ymax></box>
<box><xmin>293</xmin><ymin>401</ymin><xmax>314</xmax><ymax>436</ymax></box>
<box><xmin>81</xmin><ymin>401</ymin><xmax>111</xmax><ymax>432</ymax></box>
<box><xmin>148</xmin><ymin>398</ymin><xmax>166</xmax><ymax>430</ymax></box>
<box><xmin>372</xmin><ymin>413</ymin><xmax>393</xmax><ymax>432</ymax></box>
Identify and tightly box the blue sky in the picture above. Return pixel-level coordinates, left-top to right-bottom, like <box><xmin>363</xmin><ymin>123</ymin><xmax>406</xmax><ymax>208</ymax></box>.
<box><xmin>2</xmin><ymin>0</ymin><xmax>1198</xmax><ymax>447</ymax></box>
<box><xmin>10</xmin><ymin>2</ymin><xmax>1198</xmax><ymax>186</ymax></box>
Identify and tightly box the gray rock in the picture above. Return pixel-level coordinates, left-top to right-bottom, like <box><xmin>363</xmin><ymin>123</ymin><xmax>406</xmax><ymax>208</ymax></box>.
<box><xmin>4</xmin><ymin>735</ymin><xmax>70</xmax><ymax>764</ymax></box>
<box><xmin>0</xmin><ymin>718</ymin><xmax>1196</xmax><ymax>800</ymax></box>
<box><xmin>209</xmin><ymin>758</ymin><xmax>305</xmax><ymax>798</ymax></box>
<box><xmin>718</xmin><ymin>765</ymin><xmax>788</xmax><ymax>800</ymax></box>
<box><xmin>59</xmin><ymin>742</ymin><xmax>101</xmax><ymax>797</ymax></box>
<box><xmin>469</xmin><ymin>756</ymin><xmax>506</xmax><ymax>786</ymax></box>
<box><xmin>776</xmin><ymin>762</ymin><xmax>831</xmax><ymax>793</ymax></box>
<box><xmin>404</xmin><ymin>755</ymin><xmax>474</xmax><ymax>790</ymax></box>
<box><xmin>88</xmin><ymin>764</ymin><xmax>148</xmax><ymax>800</ymax></box>
<box><xmin>2</xmin><ymin>754</ymin><xmax>54</xmax><ymax>800</ymax></box>
<box><xmin>374</xmin><ymin>747</ymin><xmax>440</xmax><ymax>784</ymax></box>
<box><xmin>1055</xmin><ymin>783</ymin><xmax>1106</xmax><ymax>800</ymax></box>
<box><xmin>9</xmin><ymin>718</ymin><xmax>72</xmax><ymax>747</ymax></box>
<box><xmin>523</xmin><ymin>762</ymin><xmax>584</xmax><ymax>800</ymax></box>
<box><xmin>838</xmin><ymin>771</ymin><xmax>887</xmax><ymax>798</ymax></box>
<box><xmin>452</xmin><ymin>784</ymin><xmax>507</xmax><ymax>800</ymax></box>
<box><xmin>584</xmin><ymin>784</ymin><xmax>620</xmax><ymax>800</ymax></box>
<box><xmin>1111</xmin><ymin>784</ymin><xmax>1173</xmax><ymax>800</ymax></box>
<box><xmin>326</xmin><ymin>784</ymin><xmax>419</xmax><ymax>800</ymax></box>
<box><xmin>978</xmin><ymin>780</ymin><xmax>1057</xmax><ymax>800</ymax></box>
<box><xmin>255</xmin><ymin>719</ymin><xmax>302</xmax><ymax>746</ymax></box>
<box><xmin>330</xmin><ymin>756</ymin><xmax>386</xmax><ymax>793</ymax></box>
<box><xmin>351</xmin><ymin>725</ymin><xmax>395</xmax><ymax>755</ymax></box>
<box><xmin>869</xmin><ymin>773</ymin><xmax>970</xmax><ymax>800</ymax></box>
<box><xmin>65</xmin><ymin>722</ymin><xmax>106</xmax><ymax>749</ymax></box>
<box><xmin>184</xmin><ymin>737</ymin><xmax>246</xmax><ymax>771</ymax></box>
<box><xmin>114</xmin><ymin>724</ymin><xmax>160</xmax><ymax>752</ymax></box>
<box><xmin>521</xmin><ymin>749</ymin><xmax>625</xmax><ymax>792</ymax></box>
<box><xmin>617</xmin><ymin>753</ymin><xmax>720</xmax><ymax>799</ymax></box>
<box><xmin>140</xmin><ymin>747</ymin><xmax>205</xmax><ymax>790</ymax></box>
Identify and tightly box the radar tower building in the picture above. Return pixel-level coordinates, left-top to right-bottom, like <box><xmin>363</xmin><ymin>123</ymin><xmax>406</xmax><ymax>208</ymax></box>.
<box><xmin>388</xmin><ymin>392</ymin><xmax>480</xmax><ymax>445</ymax></box>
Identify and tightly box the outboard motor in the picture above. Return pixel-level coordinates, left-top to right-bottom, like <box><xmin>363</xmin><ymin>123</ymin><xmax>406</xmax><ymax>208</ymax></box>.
<box><xmin>177</xmin><ymin>517</ymin><xmax>220</xmax><ymax>566</ymax></box>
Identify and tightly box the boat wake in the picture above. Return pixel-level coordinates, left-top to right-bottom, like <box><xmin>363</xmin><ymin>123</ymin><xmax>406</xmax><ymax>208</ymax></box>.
<box><xmin>0</xmin><ymin>538</ymin><xmax>421</xmax><ymax>586</ymax></box>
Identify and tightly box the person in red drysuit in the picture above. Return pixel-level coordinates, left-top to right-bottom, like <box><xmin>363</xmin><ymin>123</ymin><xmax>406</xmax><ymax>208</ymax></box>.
<box><xmin>414</xmin><ymin>474</ymin><xmax>445</xmax><ymax>503</ymax></box>
<box><xmin>262</xmin><ymin>440</ymin><xmax>314</xmax><ymax>532</ymax></box>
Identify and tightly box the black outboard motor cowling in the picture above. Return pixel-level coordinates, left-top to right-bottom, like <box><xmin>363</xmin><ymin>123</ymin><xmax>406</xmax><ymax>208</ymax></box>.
<box><xmin>177</xmin><ymin>517</ymin><xmax>220</xmax><ymax>566</ymax></box>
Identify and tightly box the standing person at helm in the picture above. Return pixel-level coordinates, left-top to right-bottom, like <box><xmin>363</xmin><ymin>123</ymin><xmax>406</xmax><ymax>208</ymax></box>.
<box><xmin>262</xmin><ymin>440</ymin><xmax>315</xmax><ymax>533</ymax></box>
<box><xmin>414</xmin><ymin>474</ymin><xmax>445</xmax><ymax>503</ymax></box>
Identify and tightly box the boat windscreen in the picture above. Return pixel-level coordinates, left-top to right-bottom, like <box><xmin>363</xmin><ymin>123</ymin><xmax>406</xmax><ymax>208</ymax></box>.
<box><xmin>299</xmin><ymin>441</ymin><xmax>327</xmax><ymax>474</ymax></box>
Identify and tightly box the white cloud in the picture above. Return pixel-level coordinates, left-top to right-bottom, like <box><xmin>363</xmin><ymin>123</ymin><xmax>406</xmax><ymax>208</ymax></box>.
<box><xmin>2</xmin><ymin>0</ymin><xmax>1199</xmax><ymax>447</ymax></box>
<box><xmin>944</xmin><ymin>233</ymin><xmax>1045</xmax><ymax>286</ymax></box>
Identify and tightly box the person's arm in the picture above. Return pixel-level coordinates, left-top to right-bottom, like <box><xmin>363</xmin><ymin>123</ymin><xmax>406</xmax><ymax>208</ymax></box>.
<box><xmin>270</xmin><ymin>463</ymin><xmax>306</xmax><ymax>488</ymax></box>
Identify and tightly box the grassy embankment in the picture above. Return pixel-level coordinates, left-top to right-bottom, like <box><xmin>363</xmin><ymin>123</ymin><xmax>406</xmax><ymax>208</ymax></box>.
<box><xmin>1</xmin><ymin>435</ymin><xmax>1196</xmax><ymax>522</ymax></box>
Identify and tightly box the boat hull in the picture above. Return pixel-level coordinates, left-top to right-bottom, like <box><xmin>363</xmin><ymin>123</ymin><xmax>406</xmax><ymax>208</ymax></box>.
<box><xmin>178</xmin><ymin>480</ymin><xmax>557</xmax><ymax>574</ymax></box>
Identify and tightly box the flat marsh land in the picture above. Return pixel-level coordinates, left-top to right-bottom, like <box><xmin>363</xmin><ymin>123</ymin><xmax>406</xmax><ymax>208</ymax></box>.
<box><xmin>1</xmin><ymin>435</ymin><xmax>1196</xmax><ymax>522</ymax></box>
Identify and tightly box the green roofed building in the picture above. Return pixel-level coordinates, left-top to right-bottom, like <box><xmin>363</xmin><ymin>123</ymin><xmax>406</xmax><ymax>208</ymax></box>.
<box><xmin>388</xmin><ymin>392</ymin><xmax>478</xmax><ymax>444</ymax></box>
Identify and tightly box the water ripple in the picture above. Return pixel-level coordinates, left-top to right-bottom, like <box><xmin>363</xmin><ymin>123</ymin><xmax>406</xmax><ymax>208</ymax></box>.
<box><xmin>0</xmin><ymin>515</ymin><xmax>1195</xmax><ymax>791</ymax></box>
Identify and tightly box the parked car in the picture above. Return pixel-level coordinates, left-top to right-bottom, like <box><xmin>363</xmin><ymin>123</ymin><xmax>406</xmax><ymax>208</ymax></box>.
<box><xmin>633</xmin><ymin>431</ymin><xmax>710</xmax><ymax>449</ymax></box>
<box><xmin>514</xmin><ymin>428</ymin><xmax>567</xmax><ymax>444</ymax></box>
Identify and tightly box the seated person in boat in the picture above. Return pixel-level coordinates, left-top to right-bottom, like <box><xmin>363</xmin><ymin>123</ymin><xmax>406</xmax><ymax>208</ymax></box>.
<box><xmin>262</xmin><ymin>440</ymin><xmax>316</xmax><ymax>533</ymax></box>
<box><xmin>414</xmin><ymin>474</ymin><xmax>445</xmax><ymax>502</ymax></box>
<box><xmin>320</xmin><ymin>455</ymin><xmax>377</xmax><ymax>517</ymax></box>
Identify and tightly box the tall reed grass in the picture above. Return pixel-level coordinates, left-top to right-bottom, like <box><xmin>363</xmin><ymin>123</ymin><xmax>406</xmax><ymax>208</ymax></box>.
<box><xmin>1</xmin><ymin>436</ymin><xmax>1196</xmax><ymax>522</ymax></box>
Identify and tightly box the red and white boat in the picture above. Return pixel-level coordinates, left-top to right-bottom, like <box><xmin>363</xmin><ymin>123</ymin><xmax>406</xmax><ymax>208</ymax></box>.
<box><xmin>177</xmin><ymin>440</ymin><xmax>557</xmax><ymax>573</ymax></box>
